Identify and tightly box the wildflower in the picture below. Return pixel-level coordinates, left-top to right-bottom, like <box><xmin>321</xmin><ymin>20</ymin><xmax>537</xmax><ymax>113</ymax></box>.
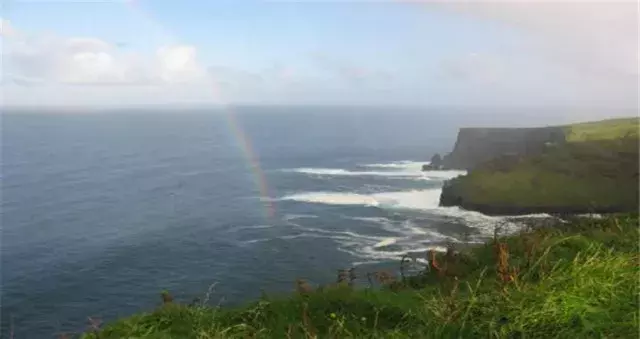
<box><xmin>361</xmin><ymin>317</ymin><xmax>366</xmax><ymax>322</ymax></box>
<box><xmin>330</xmin><ymin>313</ymin><xmax>337</xmax><ymax>319</ymax></box>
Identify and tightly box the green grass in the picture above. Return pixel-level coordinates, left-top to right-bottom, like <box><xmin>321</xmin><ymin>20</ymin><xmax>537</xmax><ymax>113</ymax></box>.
<box><xmin>564</xmin><ymin>117</ymin><xmax>639</xmax><ymax>143</ymax></box>
<box><xmin>80</xmin><ymin>215</ymin><xmax>639</xmax><ymax>339</ymax></box>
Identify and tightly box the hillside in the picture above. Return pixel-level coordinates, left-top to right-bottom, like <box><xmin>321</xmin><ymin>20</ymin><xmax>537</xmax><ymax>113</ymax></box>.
<box><xmin>439</xmin><ymin>117</ymin><xmax>639</xmax><ymax>215</ymax></box>
<box><xmin>81</xmin><ymin>215</ymin><xmax>639</xmax><ymax>338</ymax></box>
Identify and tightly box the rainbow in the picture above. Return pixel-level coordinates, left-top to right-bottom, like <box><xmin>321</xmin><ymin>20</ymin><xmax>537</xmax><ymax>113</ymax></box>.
<box><xmin>124</xmin><ymin>1</ymin><xmax>277</xmax><ymax>220</ymax></box>
<box><xmin>221</xmin><ymin>108</ymin><xmax>277</xmax><ymax>219</ymax></box>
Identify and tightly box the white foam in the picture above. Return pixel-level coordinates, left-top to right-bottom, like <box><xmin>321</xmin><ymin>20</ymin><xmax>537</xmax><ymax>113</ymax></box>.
<box><xmin>422</xmin><ymin>170</ymin><xmax>468</xmax><ymax>180</ymax></box>
<box><xmin>373</xmin><ymin>238</ymin><xmax>397</xmax><ymax>248</ymax></box>
<box><xmin>281</xmin><ymin>192</ymin><xmax>381</xmax><ymax>206</ymax></box>
<box><xmin>373</xmin><ymin>189</ymin><xmax>442</xmax><ymax>210</ymax></box>
<box><xmin>361</xmin><ymin>160</ymin><xmax>426</xmax><ymax>170</ymax></box>
<box><xmin>285</xmin><ymin>167</ymin><xmax>431</xmax><ymax>178</ymax></box>
<box><xmin>283</xmin><ymin>162</ymin><xmax>466</xmax><ymax>182</ymax></box>
<box><xmin>508</xmin><ymin>213</ymin><xmax>555</xmax><ymax>219</ymax></box>
<box><xmin>341</xmin><ymin>244</ymin><xmax>448</xmax><ymax>265</ymax></box>
<box><xmin>576</xmin><ymin>213</ymin><xmax>604</xmax><ymax>219</ymax></box>
<box><xmin>281</xmin><ymin>189</ymin><xmax>443</xmax><ymax>210</ymax></box>
<box><xmin>280</xmin><ymin>187</ymin><xmax>553</xmax><ymax>240</ymax></box>
<box><xmin>284</xmin><ymin>212</ymin><xmax>461</xmax><ymax>265</ymax></box>
<box><xmin>287</xmin><ymin>222</ymin><xmax>388</xmax><ymax>242</ymax></box>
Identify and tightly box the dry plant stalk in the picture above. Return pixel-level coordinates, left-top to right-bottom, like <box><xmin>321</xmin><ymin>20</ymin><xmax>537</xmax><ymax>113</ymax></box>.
<box><xmin>161</xmin><ymin>291</ymin><xmax>174</xmax><ymax>304</ymax></box>
<box><xmin>296</xmin><ymin>279</ymin><xmax>314</xmax><ymax>294</ymax></box>
<box><xmin>301</xmin><ymin>303</ymin><xmax>317</xmax><ymax>339</ymax></box>
<box><xmin>495</xmin><ymin>242</ymin><xmax>517</xmax><ymax>284</ymax></box>
<box><xmin>429</xmin><ymin>250</ymin><xmax>447</xmax><ymax>278</ymax></box>
<box><xmin>375</xmin><ymin>271</ymin><xmax>395</xmax><ymax>285</ymax></box>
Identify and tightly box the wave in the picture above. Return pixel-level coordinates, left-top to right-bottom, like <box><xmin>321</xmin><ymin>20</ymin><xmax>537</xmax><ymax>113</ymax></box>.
<box><xmin>422</xmin><ymin>170</ymin><xmax>467</xmax><ymax>180</ymax></box>
<box><xmin>280</xmin><ymin>189</ymin><xmax>443</xmax><ymax>210</ymax></box>
<box><xmin>278</xmin><ymin>215</ymin><xmax>454</xmax><ymax>265</ymax></box>
<box><xmin>360</xmin><ymin>160</ymin><xmax>426</xmax><ymax>170</ymax></box>
<box><xmin>373</xmin><ymin>237</ymin><xmax>397</xmax><ymax>248</ymax></box>
<box><xmin>341</xmin><ymin>244</ymin><xmax>448</xmax><ymax>266</ymax></box>
<box><xmin>275</xmin><ymin>160</ymin><xmax>553</xmax><ymax>266</ymax></box>
<box><xmin>244</xmin><ymin>202</ymin><xmax>550</xmax><ymax>266</ymax></box>
<box><xmin>282</xmin><ymin>213</ymin><xmax>319</xmax><ymax>221</ymax></box>
<box><xmin>284</xmin><ymin>167</ymin><xmax>431</xmax><ymax>178</ymax></box>
<box><xmin>280</xmin><ymin>188</ymin><xmax>554</xmax><ymax>238</ymax></box>
<box><xmin>282</xmin><ymin>163</ymin><xmax>466</xmax><ymax>181</ymax></box>
<box><xmin>281</xmin><ymin>192</ymin><xmax>381</xmax><ymax>206</ymax></box>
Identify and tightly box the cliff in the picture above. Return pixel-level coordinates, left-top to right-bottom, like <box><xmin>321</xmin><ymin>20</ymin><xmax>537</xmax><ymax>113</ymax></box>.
<box><xmin>439</xmin><ymin>117</ymin><xmax>640</xmax><ymax>215</ymax></box>
<box><xmin>441</xmin><ymin>126</ymin><xmax>566</xmax><ymax>170</ymax></box>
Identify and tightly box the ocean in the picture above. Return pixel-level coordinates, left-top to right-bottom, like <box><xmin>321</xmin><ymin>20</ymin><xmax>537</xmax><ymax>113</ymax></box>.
<box><xmin>2</xmin><ymin>107</ymin><xmax>548</xmax><ymax>337</ymax></box>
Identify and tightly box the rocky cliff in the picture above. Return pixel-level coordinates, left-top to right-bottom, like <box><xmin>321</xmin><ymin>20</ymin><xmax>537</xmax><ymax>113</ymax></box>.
<box><xmin>441</xmin><ymin>127</ymin><xmax>566</xmax><ymax>170</ymax></box>
<box><xmin>437</xmin><ymin>118</ymin><xmax>640</xmax><ymax>216</ymax></box>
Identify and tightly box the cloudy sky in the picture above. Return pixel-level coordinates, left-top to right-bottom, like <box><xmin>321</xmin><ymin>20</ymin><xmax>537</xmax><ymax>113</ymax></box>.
<box><xmin>1</xmin><ymin>0</ymin><xmax>638</xmax><ymax>109</ymax></box>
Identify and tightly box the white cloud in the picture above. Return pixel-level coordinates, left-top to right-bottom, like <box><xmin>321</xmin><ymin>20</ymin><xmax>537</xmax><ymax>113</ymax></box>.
<box><xmin>2</xmin><ymin>21</ymin><xmax>207</xmax><ymax>90</ymax></box>
<box><xmin>411</xmin><ymin>1</ymin><xmax>638</xmax><ymax>109</ymax></box>
<box><xmin>157</xmin><ymin>45</ymin><xmax>205</xmax><ymax>84</ymax></box>
<box><xmin>437</xmin><ymin>1</ymin><xmax>638</xmax><ymax>77</ymax></box>
<box><xmin>427</xmin><ymin>3</ymin><xmax>637</xmax><ymax>82</ymax></box>
<box><xmin>1</xmin><ymin>21</ymin><xmax>213</xmax><ymax>106</ymax></box>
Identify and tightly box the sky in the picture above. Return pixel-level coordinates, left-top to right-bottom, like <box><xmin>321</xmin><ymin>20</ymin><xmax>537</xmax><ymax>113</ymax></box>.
<box><xmin>0</xmin><ymin>0</ymin><xmax>638</xmax><ymax>110</ymax></box>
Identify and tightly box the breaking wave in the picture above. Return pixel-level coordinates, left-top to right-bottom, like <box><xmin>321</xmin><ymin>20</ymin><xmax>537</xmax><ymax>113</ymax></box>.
<box><xmin>360</xmin><ymin>160</ymin><xmax>426</xmax><ymax>170</ymax></box>
<box><xmin>280</xmin><ymin>188</ymin><xmax>552</xmax><ymax>235</ymax></box>
<box><xmin>272</xmin><ymin>160</ymin><xmax>553</xmax><ymax>266</ymax></box>
<box><xmin>282</xmin><ymin>161</ymin><xmax>466</xmax><ymax>181</ymax></box>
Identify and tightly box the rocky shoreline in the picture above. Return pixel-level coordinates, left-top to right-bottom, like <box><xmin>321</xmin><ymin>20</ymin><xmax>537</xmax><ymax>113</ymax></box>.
<box><xmin>438</xmin><ymin>192</ymin><xmax>630</xmax><ymax>216</ymax></box>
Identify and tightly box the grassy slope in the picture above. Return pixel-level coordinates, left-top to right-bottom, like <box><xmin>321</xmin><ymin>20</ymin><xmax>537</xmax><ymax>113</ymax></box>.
<box><xmin>440</xmin><ymin>117</ymin><xmax>639</xmax><ymax>214</ymax></box>
<box><xmin>81</xmin><ymin>215</ymin><xmax>639</xmax><ymax>339</ymax></box>
<box><xmin>565</xmin><ymin>117</ymin><xmax>639</xmax><ymax>142</ymax></box>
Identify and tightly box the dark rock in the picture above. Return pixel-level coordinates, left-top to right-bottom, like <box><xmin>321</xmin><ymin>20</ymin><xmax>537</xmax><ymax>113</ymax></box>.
<box><xmin>430</xmin><ymin>153</ymin><xmax>442</xmax><ymax>168</ymax></box>
<box><xmin>422</xmin><ymin>153</ymin><xmax>444</xmax><ymax>171</ymax></box>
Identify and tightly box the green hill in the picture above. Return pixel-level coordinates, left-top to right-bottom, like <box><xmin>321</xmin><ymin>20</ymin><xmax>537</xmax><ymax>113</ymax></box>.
<box><xmin>440</xmin><ymin>117</ymin><xmax>639</xmax><ymax>215</ymax></box>
<box><xmin>81</xmin><ymin>215</ymin><xmax>639</xmax><ymax>338</ymax></box>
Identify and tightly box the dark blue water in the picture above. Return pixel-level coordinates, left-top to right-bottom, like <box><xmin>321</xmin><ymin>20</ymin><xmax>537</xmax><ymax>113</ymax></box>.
<box><xmin>2</xmin><ymin>107</ymin><xmax>525</xmax><ymax>338</ymax></box>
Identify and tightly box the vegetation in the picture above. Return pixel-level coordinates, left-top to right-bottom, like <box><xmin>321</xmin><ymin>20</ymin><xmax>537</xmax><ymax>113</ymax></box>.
<box><xmin>79</xmin><ymin>215</ymin><xmax>639</xmax><ymax>339</ymax></box>
<box><xmin>440</xmin><ymin>117</ymin><xmax>639</xmax><ymax>215</ymax></box>
<box><xmin>564</xmin><ymin>117</ymin><xmax>639</xmax><ymax>142</ymax></box>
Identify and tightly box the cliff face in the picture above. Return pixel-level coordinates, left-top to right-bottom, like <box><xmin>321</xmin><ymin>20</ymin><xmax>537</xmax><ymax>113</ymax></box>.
<box><xmin>442</xmin><ymin>127</ymin><xmax>566</xmax><ymax>170</ymax></box>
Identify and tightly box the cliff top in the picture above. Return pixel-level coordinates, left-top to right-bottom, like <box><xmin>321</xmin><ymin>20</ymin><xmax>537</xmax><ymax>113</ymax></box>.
<box><xmin>564</xmin><ymin>117</ymin><xmax>639</xmax><ymax>142</ymax></box>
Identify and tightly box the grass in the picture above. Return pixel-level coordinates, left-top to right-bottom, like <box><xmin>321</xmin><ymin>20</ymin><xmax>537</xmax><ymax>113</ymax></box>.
<box><xmin>78</xmin><ymin>214</ymin><xmax>640</xmax><ymax>339</ymax></box>
<box><xmin>564</xmin><ymin>117</ymin><xmax>639</xmax><ymax>142</ymax></box>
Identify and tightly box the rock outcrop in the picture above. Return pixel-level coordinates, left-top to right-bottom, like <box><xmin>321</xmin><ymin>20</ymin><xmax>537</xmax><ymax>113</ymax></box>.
<box><xmin>422</xmin><ymin>153</ymin><xmax>444</xmax><ymax>171</ymax></box>
<box><xmin>441</xmin><ymin>127</ymin><xmax>566</xmax><ymax>170</ymax></box>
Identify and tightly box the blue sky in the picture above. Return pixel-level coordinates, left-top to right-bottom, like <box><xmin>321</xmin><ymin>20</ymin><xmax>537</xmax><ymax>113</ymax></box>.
<box><xmin>1</xmin><ymin>1</ymin><xmax>637</xmax><ymax>109</ymax></box>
